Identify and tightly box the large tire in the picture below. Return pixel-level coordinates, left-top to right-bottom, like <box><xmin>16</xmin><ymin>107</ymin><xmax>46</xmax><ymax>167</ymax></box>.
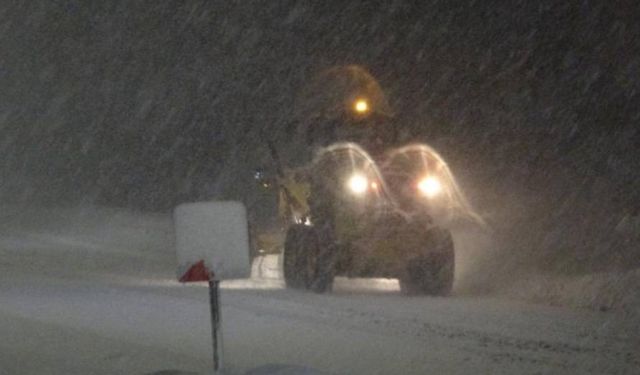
<box><xmin>308</xmin><ymin>223</ymin><xmax>335</xmax><ymax>293</ymax></box>
<box><xmin>283</xmin><ymin>224</ymin><xmax>319</xmax><ymax>289</ymax></box>
<box><xmin>399</xmin><ymin>227</ymin><xmax>455</xmax><ymax>296</ymax></box>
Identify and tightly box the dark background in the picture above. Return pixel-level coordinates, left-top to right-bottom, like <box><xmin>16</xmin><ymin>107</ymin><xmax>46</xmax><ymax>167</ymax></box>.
<box><xmin>1</xmin><ymin>1</ymin><xmax>639</xmax><ymax>282</ymax></box>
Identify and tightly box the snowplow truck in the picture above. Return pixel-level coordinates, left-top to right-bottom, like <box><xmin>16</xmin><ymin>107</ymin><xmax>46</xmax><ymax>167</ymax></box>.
<box><xmin>275</xmin><ymin>66</ymin><xmax>456</xmax><ymax>295</ymax></box>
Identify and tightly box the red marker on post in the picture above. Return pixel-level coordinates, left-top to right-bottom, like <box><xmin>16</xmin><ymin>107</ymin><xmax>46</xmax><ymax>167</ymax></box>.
<box><xmin>175</xmin><ymin>202</ymin><xmax>251</xmax><ymax>373</ymax></box>
<box><xmin>179</xmin><ymin>260</ymin><xmax>223</xmax><ymax>372</ymax></box>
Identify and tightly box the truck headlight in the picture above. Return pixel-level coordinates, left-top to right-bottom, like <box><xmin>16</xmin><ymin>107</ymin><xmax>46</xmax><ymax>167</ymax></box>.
<box><xmin>417</xmin><ymin>176</ymin><xmax>442</xmax><ymax>198</ymax></box>
<box><xmin>347</xmin><ymin>173</ymin><xmax>369</xmax><ymax>195</ymax></box>
<box><xmin>354</xmin><ymin>99</ymin><xmax>369</xmax><ymax>114</ymax></box>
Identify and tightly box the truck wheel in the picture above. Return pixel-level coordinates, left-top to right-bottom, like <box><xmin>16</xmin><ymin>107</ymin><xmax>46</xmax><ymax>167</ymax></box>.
<box><xmin>399</xmin><ymin>227</ymin><xmax>455</xmax><ymax>296</ymax></box>
<box><xmin>307</xmin><ymin>223</ymin><xmax>335</xmax><ymax>294</ymax></box>
<box><xmin>283</xmin><ymin>224</ymin><xmax>319</xmax><ymax>289</ymax></box>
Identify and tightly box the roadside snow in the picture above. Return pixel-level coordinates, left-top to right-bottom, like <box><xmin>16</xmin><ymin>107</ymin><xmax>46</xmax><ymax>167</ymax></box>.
<box><xmin>0</xmin><ymin>310</ymin><xmax>207</xmax><ymax>375</ymax></box>
<box><xmin>503</xmin><ymin>270</ymin><xmax>640</xmax><ymax>320</ymax></box>
<box><xmin>1</xmin><ymin>205</ymin><xmax>639</xmax><ymax>374</ymax></box>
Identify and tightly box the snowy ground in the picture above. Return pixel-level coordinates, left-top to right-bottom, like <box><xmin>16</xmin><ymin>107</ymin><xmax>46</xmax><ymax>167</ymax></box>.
<box><xmin>0</xmin><ymin>206</ymin><xmax>638</xmax><ymax>374</ymax></box>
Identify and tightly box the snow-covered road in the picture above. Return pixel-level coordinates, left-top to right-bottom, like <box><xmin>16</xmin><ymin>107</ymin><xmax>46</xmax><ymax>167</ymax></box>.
<box><xmin>1</xmin><ymin>207</ymin><xmax>638</xmax><ymax>374</ymax></box>
<box><xmin>2</xmin><ymin>268</ymin><xmax>638</xmax><ymax>374</ymax></box>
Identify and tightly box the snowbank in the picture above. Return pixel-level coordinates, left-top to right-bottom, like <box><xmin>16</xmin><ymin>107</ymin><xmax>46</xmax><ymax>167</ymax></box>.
<box><xmin>0</xmin><ymin>204</ymin><xmax>173</xmax><ymax>253</ymax></box>
<box><xmin>0</xmin><ymin>204</ymin><xmax>175</xmax><ymax>279</ymax></box>
<box><xmin>2</xmin><ymin>204</ymin><xmax>638</xmax><ymax>322</ymax></box>
<box><xmin>502</xmin><ymin>269</ymin><xmax>640</xmax><ymax>320</ymax></box>
<box><xmin>450</xmin><ymin>222</ymin><xmax>640</xmax><ymax>321</ymax></box>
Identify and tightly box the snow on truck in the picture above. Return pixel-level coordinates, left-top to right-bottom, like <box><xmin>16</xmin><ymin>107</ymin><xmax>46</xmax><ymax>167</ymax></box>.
<box><xmin>256</xmin><ymin>66</ymin><xmax>478</xmax><ymax>295</ymax></box>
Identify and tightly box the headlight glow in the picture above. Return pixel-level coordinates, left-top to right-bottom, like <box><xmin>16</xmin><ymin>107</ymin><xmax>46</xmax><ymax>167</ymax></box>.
<box><xmin>417</xmin><ymin>176</ymin><xmax>442</xmax><ymax>198</ymax></box>
<box><xmin>347</xmin><ymin>174</ymin><xmax>369</xmax><ymax>195</ymax></box>
<box><xmin>354</xmin><ymin>99</ymin><xmax>369</xmax><ymax>114</ymax></box>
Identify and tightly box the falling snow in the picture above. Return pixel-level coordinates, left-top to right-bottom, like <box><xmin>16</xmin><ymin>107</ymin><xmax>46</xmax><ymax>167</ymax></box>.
<box><xmin>1</xmin><ymin>1</ymin><xmax>639</xmax><ymax>374</ymax></box>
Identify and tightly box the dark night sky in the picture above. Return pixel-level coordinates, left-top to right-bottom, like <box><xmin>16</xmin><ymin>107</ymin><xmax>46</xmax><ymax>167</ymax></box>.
<box><xmin>1</xmin><ymin>1</ymin><xmax>639</xmax><ymax>272</ymax></box>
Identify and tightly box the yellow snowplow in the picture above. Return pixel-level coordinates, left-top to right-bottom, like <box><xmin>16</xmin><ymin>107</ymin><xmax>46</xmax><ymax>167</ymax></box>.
<box><xmin>257</xmin><ymin>65</ymin><xmax>477</xmax><ymax>295</ymax></box>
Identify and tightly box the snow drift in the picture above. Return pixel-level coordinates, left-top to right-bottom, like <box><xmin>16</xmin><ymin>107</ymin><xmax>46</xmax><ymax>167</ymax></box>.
<box><xmin>1</xmin><ymin>204</ymin><xmax>638</xmax><ymax>321</ymax></box>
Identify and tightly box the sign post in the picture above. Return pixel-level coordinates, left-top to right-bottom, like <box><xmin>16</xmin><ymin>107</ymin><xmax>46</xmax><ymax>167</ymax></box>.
<box><xmin>208</xmin><ymin>278</ymin><xmax>222</xmax><ymax>372</ymax></box>
<box><xmin>174</xmin><ymin>201</ymin><xmax>251</xmax><ymax>374</ymax></box>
